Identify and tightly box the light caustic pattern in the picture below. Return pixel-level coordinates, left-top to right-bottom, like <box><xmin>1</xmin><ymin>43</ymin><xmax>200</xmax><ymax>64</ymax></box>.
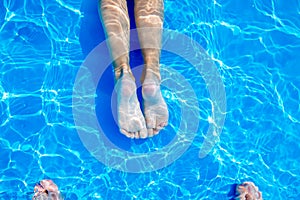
<box><xmin>1</xmin><ymin>0</ymin><xmax>300</xmax><ymax>199</ymax></box>
<box><xmin>72</xmin><ymin>28</ymin><xmax>226</xmax><ymax>173</ymax></box>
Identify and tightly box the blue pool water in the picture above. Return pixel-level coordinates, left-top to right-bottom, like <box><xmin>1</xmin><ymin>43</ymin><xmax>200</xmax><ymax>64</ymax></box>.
<box><xmin>1</xmin><ymin>0</ymin><xmax>300</xmax><ymax>199</ymax></box>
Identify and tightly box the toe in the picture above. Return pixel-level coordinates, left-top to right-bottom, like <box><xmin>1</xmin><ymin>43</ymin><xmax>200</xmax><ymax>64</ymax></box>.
<box><xmin>134</xmin><ymin>131</ymin><xmax>140</xmax><ymax>139</ymax></box>
<box><xmin>156</xmin><ymin>124</ymin><xmax>164</xmax><ymax>131</ymax></box>
<box><xmin>120</xmin><ymin>129</ymin><xmax>133</xmax><ymax>138</ymax></box>
<box><xmin>156</xmin><ymin>116</ymin><xmax>168</xmax><ymax>126</ymax></box>
<box><xmin>147</xmin><ymin>128</ymin><xmax>154</xmax><ymax>137</ymax></box>
<box><xmin>153</xmin><ymin>129</ymin><xmax>160</xmax><ymax>135</ymax></box>
<box><xmin>155</xmin><ymin>118</ymin><xmax>168</xmax><ymax>130</ymax></box>
<box><xmin>139</xmin><ymin>129</ymin><xmax>148</xmax><ymax>139</ymax></box>
<box><xmin>128</xmin><ymin>132</ymin><xmax>135</xmax><ymax>139</ymax></box>
<box><xmin>158</xmin><ymin>121</ymin><xmax>168</xmax><ymax>127</ymax></box>
<box><xmin>145</xmin><ymin>117</ymin><xmax>155</xmax><ymax>129</ymax></box>
<box><xmin>156</xmin><ymin>123</ymin><xmax>167</xmax><ymax>132</ymax></box>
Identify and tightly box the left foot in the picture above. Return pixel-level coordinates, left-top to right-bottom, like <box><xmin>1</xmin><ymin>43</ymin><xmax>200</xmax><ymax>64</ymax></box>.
<box><xmin>115</xmin><ymin>71</ymin><xmax>147</xmax><ymax>139</ymax></box>
<box><xmin>142</xmin><ymin>71</ymin><xmax>168</xmax><ymax>137</ymax></box>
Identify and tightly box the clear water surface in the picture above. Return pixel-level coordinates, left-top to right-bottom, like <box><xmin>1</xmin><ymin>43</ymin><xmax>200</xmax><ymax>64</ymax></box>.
<box><xmin>0</xmin><ymin>0</ymin><xmax>300</xmax><ymax>199</ymax></box>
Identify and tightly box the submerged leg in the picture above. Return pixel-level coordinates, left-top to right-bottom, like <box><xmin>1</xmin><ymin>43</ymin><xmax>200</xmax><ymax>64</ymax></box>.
<box><xmin>135</xmin><ymin>0</ymin><xmax>169</xmax><ymax>137</ymax></box>
<box><xmin>99</xmin><ymin>0</ymin><xmax>147</xmax><ymax>138</ymax></box>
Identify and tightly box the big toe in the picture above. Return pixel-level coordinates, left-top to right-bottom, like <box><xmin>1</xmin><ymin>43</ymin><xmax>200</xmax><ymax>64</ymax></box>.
<box><xmin>145</xmin><ymin>116</ymin><xmax>155</xmax><ymax>129</ymax></box>
<box><xmin>147</xmin><ymin>128</ymin><xmax>154</xmax><ymax>137</ymax></box>
<box><xmin>138</xmin><ymin>129</ymin><xmax>148</xmax><ymax>139</ymax></box>
<box><xmin>144</xmin><ymin>116</ymin><xmax>154</xmax><ymax>137</ymax></box>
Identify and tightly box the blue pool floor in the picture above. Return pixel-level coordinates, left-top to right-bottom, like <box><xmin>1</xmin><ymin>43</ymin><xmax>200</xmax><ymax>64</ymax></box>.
<box><xmin>0</xmin><ymin>0</ymin><xmax>300</xmax><ymax>199</ymax></box>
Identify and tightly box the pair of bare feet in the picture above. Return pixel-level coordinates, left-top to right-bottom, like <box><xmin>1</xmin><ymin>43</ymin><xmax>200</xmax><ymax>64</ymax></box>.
<box><xmin>116</xmin><ymin>69</ymin><xmax>168</xmax><ymax>139</ymax></box>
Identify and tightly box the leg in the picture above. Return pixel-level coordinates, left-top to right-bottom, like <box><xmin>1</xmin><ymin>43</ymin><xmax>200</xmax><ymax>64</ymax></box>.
<box><xmin>134</xmin><ymin>0</ymin><xmax>169</xmax><ymax>137</ymax></box>
<box><xmin>99</xmin><ymin>0</ymin><xmax>147</xmax><ymax>138</ymax></box>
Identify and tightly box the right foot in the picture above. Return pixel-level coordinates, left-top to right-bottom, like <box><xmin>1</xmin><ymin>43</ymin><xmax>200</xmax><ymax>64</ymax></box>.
<box><xmin>142</xmin><ymin>71</ymin><xmax>169</xmax><ymax>137</ymax></box>
<box><xmin>115</xmin><ymin>71</ymin><xmax>147</xmax><ymax>139</ymax></box>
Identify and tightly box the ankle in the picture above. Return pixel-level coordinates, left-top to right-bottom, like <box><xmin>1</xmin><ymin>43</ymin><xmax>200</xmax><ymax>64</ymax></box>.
<box><xmin>115</xmin><ymin>73</ymin><xmax>136</xmax><ymax>99</ymax></box>
<box><xmin>141</xmin><ymin>68</ymin><xmax>161</xmax><ymax>85</ymax></box>
<box><xmin>114</xmin><ymin>65</ymin><xmax>135</xmax><ymax>82</ymax></box>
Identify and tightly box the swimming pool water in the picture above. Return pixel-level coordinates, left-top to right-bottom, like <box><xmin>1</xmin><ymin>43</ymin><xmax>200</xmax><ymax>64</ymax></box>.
<box><xmin>1</xmin><ymin>0</ymin><xmax>300</xmax><ymax>199</ymax></box>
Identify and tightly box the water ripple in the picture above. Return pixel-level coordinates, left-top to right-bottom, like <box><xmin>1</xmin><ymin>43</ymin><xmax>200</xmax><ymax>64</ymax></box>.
<box><xmin>0</xmin><ymin>0</ymin><xmax>300</xmax><ymax>199</ymax></box>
